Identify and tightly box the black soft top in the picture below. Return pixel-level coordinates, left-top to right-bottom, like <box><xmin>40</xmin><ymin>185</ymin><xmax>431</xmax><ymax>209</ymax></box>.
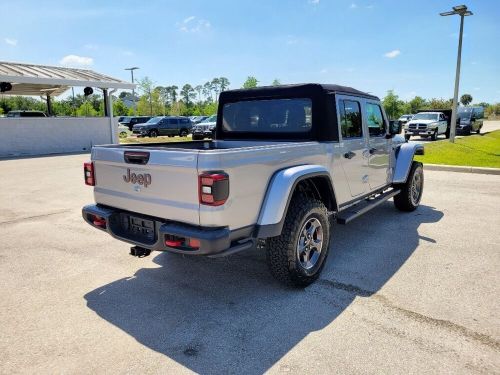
<box><xmin>219</xmin><ymin>83</ymin><xmax>379</xmax><ymax>102</ymax></box>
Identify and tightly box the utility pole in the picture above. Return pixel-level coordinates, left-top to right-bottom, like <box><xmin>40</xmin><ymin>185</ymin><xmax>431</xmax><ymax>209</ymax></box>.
<box><xmin>125</xmin><ymin>67</ymin><xmax>139</xmax><ymax>111</ymax></box>
<box><xmin>440</xmin><ymin>5</ymin><xmax>473</xmax><ymax>143</ymax></box>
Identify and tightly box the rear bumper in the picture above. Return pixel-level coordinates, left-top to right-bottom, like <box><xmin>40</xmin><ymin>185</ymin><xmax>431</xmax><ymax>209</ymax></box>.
<box><xmin>82</xmin><ymin>204</ymin><xmax>255</xmax><ymax>257</ymax></box>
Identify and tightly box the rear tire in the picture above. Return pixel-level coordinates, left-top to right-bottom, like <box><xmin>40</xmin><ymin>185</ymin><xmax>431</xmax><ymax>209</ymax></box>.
<box><xmin>180</xmin><ymin>129</ymin><xmax>188</xmax><ymax>137</ymax></box>
<box><xmin>265</xmin><ymin>194</ymin><xmax>331</xmax><ymax>287</ymax></box>
<box><xmin>393</xmin><ymin>162</ymin><xmax>424</xmax><ymax>212</ymax></box>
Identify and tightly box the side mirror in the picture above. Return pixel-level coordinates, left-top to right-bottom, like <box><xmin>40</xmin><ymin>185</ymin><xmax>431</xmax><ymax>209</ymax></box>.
<box><xmin>389</xmin><ymin>120</ymin><xmax>402</xmax><ymax>135</ymax></box>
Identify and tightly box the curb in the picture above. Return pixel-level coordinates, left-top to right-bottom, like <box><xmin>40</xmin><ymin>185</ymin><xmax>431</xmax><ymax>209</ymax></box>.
<box><xmin>424</xmin><ymin>164</ymin><xmax>500</xmax><ymax>175</ymax></box>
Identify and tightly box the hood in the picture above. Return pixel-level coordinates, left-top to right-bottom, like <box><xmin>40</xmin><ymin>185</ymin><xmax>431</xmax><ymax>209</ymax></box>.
<box><xmin>407</xmin><ymin>119</ymin><xmax>436</xmax><ymax>125</ymax></box>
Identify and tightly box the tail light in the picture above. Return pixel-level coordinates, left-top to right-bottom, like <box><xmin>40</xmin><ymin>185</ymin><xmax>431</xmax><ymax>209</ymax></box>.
<box><xmin>198</xmin><ymin>172</ymin><xmax>229</xmax><ymax>206</ymax></box>
<box><xmin>84</xmin><ymin>162</ymin><xmax>95</xmax><ymax>186</ymax></box>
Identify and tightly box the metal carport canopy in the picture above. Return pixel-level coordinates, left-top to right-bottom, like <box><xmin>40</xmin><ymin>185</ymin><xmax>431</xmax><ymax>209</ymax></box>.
<box><xmin>0</xmin><ymin>61</ymin><xmax>135</xmax><ymax>96</ymax></box>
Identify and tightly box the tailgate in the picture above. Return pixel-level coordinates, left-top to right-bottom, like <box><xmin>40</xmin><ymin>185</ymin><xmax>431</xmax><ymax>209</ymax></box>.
<box><xmin>91</xmin><ymin>146</ymin><xmax>200</xmax><ymax>225</ymax></box>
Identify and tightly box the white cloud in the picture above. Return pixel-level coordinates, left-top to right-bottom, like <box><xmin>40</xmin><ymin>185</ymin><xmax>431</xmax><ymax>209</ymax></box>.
<box><xmin>178</xmin><ymin>16</ymin><xmax>211</xmax><ymax>33</ymax></box>
<box><xmin>309</xmin><ymin>0</ymin><xmax>320</xmax><ymax>4</ymax></box>
<box><xmin>384</xmin><ymin>49</ymin><xmax>401</xmax><ymax>58</ymax></box>
<box><xmin>59</xmin><ymin>55</ymin><xmax>94</xmax><ymax>67</ymax></box>
<box><xmin>350</xmin><ymin>3</ymin><xmax>358</xmax><ymax>9</ymax></box>
<box><xmin>5</xmin><ymin>38</ymin><xmax>17</xmax><ymax>46</ymax></box>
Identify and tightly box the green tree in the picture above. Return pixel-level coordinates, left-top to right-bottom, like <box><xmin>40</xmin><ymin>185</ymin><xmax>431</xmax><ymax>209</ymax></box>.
<box><xmin>113</xmin><ymin>99</ymin><xmax>129</xmax><ymax>116</ymax></box>
<box><xmin>272</xmin><ymin>79</ymin><xmax>281</xmax><ymax>86</ymax></box>
<box><xmin>382</xmin><ymin>90</ymin><xmax>405</xmax><ymax>119</ymax></box>
<box><xmin>138</xmin><ymin>77</ymin><xmax>156</xmax><ymax>115</ymax></box>
<box><xmin>180</xmin><ymin>84</ymin><xmax>196</xmax><ymax>106</ymax></box>
<box><xmin>428</xmin><ymin>98</ymin><xmax>453</xmax><ymax>109</ymax></box>
<box><xmin>219</xmin><ymin>77</ymin><xmax>230</xmax><ymax>92</ymax></box>
<box><xmin>407</xmin><ymin>96</ymin><xmax>427</xmax><ymax>114</ymax></box>
<box><xmin>194</xmin><ymin>85</ymin><xmax>203</xmax><ymax>102</ymax></box>
<box><xmin>460</xmin><ymin>94</ymin><xmax>473</xmax><ymax>106</ymax></box>
<box><xmin>203</xmin><ymin>81</ymin><xmax>214</xmax><ymax>101</ymax></box>
<box><xmin>242</xmin><ymin>76</ymin><xmax>258</xmax><ymax>89</ymax></box>
<box><xmin>76</xmin><ymin>101</ymin><xmax>98</xmax><ymax>117</ymax></box>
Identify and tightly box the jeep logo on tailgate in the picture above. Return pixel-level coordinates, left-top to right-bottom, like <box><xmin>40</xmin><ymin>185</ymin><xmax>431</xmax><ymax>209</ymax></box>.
<box><xmin>123</xmin><ymin>168</ymin><xmax>151</xmax><ymax>188</ymax></box>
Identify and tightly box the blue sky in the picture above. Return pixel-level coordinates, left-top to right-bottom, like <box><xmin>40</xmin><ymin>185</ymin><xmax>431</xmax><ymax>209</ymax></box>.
<box><xmin>1</xmin><ymin>0</ymin><xmax>499</xmax><ymax>102</ymax></box>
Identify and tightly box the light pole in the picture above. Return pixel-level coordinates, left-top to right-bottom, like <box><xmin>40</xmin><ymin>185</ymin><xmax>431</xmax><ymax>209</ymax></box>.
<box><xmin>125</xmin><ymin>67</ymin><xmax>139</xmax><ymax>109</ymax></box>
<box><xmin>440</xmin><ymin>5</ymin><xmax>473</xmax><ymax>143</ymax></box>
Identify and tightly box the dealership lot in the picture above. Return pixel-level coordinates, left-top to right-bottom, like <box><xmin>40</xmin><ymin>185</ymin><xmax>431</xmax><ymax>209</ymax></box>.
<box><xmin>1</xmin><ymin>154</ymin><xmax>499</xmax><ymax>374</ymax></box>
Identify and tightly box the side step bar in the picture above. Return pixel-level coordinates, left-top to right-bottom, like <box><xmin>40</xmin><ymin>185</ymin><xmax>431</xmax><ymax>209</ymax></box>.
<box><xmin>336</xmin><ymin>189</ymin><xmax>401</xmax><ymax>225</ymax></box>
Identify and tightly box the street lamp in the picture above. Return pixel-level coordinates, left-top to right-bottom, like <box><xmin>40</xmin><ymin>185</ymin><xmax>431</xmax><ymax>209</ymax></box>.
<box><xmin>124</xmin><ymin>67</ymin><xmax>139</xmax><ymax>108</ymax></box>
<box><xmin>440</xmin><ymin>5</ymin><xmax>473</xmax><ymax>143</ymax></box>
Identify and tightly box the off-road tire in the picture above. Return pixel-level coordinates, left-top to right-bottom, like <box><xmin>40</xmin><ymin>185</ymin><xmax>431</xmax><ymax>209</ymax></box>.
<box><xmin>265</xmin><ymin>194</ymin><xmax>331</xmax><ymax>287</ymax></box>
<box><xmin>430</xmin><ymin>129</ymin><xmax>437</xmax><ymax>141</ymax></box>
<box><xmin>393</xmin><ymin>161</ymin><xmax>424</xmax><ymax>212</ymax></box>
<box><xmin>149</xmin><ymin>129</ymin><xmax>158</xmax><ymax>138</ymax></box>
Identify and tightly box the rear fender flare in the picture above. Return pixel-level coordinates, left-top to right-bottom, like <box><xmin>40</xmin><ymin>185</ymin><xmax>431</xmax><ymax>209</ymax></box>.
<box><xmin>255</xmin><ymin>165</ymin><xmax>335</xmax><ymax>238</ymax></box>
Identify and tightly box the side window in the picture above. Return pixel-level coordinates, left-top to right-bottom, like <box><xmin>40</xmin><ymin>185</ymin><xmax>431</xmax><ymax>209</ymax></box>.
<box><xmin>365</xmin><ymin>103</ymin><xmax>386</xmax><ymax>137</ymax></box>
<box><xmin>168</xmin><ymin>118</ymin><xmax>179</xmax><ymax>127</ymax></box>
<box><xmin>439</xmin><ymin>114</ymin><xmax>444</xmax><ymax>121</ymax></box>
<box><xmin>339</xmin><ymin>100</ymin><xmax>362</xmax><ymax>138</ymax></box>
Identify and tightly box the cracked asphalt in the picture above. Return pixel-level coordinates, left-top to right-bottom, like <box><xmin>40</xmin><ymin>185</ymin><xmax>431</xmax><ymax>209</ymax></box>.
<box><xmin>1</xmin><ymin>153</ymin><xmax>499</xmax><ymax>374</ymax></box>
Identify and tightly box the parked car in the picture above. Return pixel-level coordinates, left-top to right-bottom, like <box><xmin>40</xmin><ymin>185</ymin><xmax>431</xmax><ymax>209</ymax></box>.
<box><xmin>82</xmin><ymin>83</ymin><xmax>424</xmax><ymax>287</ymax></box>
<box><xmin>397</xmin><ymin>114</ymin><xmax>413</xmax><ymax>126</ymax></box>
<box><xmin>404</xmin><ymin>111</ymin><xmax>448</xmax><ymax>141</ymax></box>
<box><xmin>6</xmin><ymin>110</ymin><xmax>47</xmax><ymax>117</ymax></box>
<box><xmin>456</xmin><ymin>106</ymin><xmax>483</xmax><ymax>134</ymax></box>
<box><xmin>192</xmin><ymin>124</ymin><xmax>215</xmax><ymax>140</ymax></box>
<box><xmin>119</xmin><ymin>116</ymin><xmax>151</xmax><ymax>131</ymax></box>
<box><xmin>189</xmin><ymin>116</ymin><xmax>209</xmax><ymax>124</ymax></box>
<box><xmin>132</xmin><ymin>116</ymin><xmax>193</xmax><ymax>137</ymax></box>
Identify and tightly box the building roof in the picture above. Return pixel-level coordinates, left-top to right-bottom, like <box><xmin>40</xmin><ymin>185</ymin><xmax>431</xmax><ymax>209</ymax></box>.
<box><xmin>0</xmin><ymin>61</ymin><xmax>135</xmax><ymax>97</ymax></box>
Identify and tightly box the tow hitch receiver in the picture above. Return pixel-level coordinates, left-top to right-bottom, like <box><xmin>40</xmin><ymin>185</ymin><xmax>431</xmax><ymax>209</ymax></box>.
<box><xmin>130</xmin><ymin>246</ymin><xmax>151</xmax><ymax>257</ymax></box>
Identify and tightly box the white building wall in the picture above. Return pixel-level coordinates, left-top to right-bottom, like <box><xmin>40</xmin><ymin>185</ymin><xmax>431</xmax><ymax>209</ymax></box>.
<box><xmin>0</xmin><ymin>117</ymin><xmax>117</xmax><ymax>157</ymax></box>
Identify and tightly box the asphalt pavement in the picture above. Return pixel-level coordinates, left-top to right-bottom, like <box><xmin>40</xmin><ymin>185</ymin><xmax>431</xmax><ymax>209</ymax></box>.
<box><xmin>1</xmin><ymin>154</ymin><xmax>499</xmax><ymax>374</ymax></box>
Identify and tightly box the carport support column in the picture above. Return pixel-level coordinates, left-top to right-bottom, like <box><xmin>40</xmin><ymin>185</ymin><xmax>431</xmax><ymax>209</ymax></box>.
<box><xmin>46</xmin><ymin>95</ymin><xmax>52</xmax><ymax>116</ymax></box>
<box><xmin>105</xmin><ymin>88</ymin><xmax>118</xmax><ymax>144</ymax></box>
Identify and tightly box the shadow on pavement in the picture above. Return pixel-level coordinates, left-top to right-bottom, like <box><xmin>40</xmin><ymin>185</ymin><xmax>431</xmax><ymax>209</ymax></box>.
<box><xmin>85</xmin><ymin>203</ymin><xmax>443</xmax><ymax>374</ymax></box>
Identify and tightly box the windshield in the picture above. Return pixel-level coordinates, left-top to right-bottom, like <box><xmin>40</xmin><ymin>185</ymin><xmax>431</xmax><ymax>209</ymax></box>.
<box><xmin>222</xmin><ymin>98</ymin><xmax>312</xmax><ymax>133</ymax></box>
<box><xmin>412</xmin><ymin>113</ymin><xmax>438</xmax><ymax>121</ymax></box>
<box><xmin>457</xmin><ymin>107</ymin><xmax>472</xmax><ymax>119</ymax></box>
<box><xmin>145</xmin><ymin>116</ymin><xmax>163</xmax><ymax>124</ymax></box>
<box><xmin>201</xmin><ymin>115</ymin><xmax>217</xmax><ymax>123</ymax></box>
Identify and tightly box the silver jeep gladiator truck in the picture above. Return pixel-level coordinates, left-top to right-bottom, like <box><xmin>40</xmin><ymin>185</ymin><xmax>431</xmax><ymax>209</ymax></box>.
<box><xmin>82</xmin><ymin>84</ymin><xmax>424</xmax><ymax>287</ymax></box>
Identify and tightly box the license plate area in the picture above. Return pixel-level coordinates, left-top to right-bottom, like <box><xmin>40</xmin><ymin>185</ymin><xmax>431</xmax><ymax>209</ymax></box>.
<box><xmin>118</xmin><ymin>213</ymin><xmax>156</xmax><ymax>244</ymax></box>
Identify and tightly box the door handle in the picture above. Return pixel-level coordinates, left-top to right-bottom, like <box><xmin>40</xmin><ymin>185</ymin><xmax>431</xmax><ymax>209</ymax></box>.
<box><xmin>344</xmin><ymin>151</ymin><xmax>356</xmax><ymax>159</ymax></box>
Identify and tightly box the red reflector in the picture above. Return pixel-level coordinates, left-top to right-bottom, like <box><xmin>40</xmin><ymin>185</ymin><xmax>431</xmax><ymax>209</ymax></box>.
<box><xmin>84</xmin><ymin>162</ymin><xmax>95</xmax><ymax>186</ymax></box>
<box><xmin>165</xmin><ymin>239</ymin><xmax>183</xmax><ymax>247</ymax></box>
<box><xmin>189</xmin><ymin>238</ymin><xmax>200</xmax><ymax>249</ymax></box>
<box><xmin>92</xmin><ymin>216</ymin><xmax>106</xmax><ymax>228</ymax></box>
<box><xmin>201</xmin><ymin>194</ymin><xmax>214</xmax><ymax>203</ymax></box>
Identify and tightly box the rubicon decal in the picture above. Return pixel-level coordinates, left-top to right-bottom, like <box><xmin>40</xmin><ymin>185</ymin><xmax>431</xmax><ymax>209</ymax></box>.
<box><xmin>123</xmin><ymin>168</ymin><xmax>151</xmax><ymax>188</ymax></box>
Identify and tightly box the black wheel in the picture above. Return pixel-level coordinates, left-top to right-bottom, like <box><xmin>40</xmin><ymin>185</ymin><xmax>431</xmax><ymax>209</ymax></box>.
<box><xmin>445</xmin><ymin>128</ymin><xmax>450</xmax><ymax>139</ymax></box>
<box><xmin>477</xmin><ymin>127</ymin><xmax>481</xmax><ymax>134</ymax></box>
<box><xmin>404</xmin><ymin>134</ymin><xmax>411</xmax><ymax>141</ymax></box>
<box><xmin>393</xmin><ymin>161</ymin><xmax>424</xmax><ymax>212</ymax></box>
<box><xmin>149</xmin><ymin>129</ymin><xmax>158</xmax><ymax>138</ymax></box>
<box><xmin>265</xmin><ymin>194</ymin><xmax>331</xmax><ymax>287</ymax></box>
<box><xmin>430</xmin><ymin>129</ymin><xmax>437</xmax><ymax>141</ymax></box>
<box><xmin>180</xmin><ymin>129</ymin><xmax>188</xmax><ymax>137</ymax></box>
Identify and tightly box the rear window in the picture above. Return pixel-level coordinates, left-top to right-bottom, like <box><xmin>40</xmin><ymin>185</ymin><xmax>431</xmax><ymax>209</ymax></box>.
<box><xmin>222</xmin><ymin>98</ymin><xmax>312</xmax><ymax>133</ymax></box>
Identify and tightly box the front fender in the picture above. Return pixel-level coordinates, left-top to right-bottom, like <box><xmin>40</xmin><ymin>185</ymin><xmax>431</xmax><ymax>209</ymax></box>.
<box><xmin>393</xmin><ymin>143</ymin><xmax>424</xmax><ymax>184</ymax></box>
<box><xmin>255</xmin><ymin>165</ymin><xmax>331</xmax><ymax>238</ymax></box>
